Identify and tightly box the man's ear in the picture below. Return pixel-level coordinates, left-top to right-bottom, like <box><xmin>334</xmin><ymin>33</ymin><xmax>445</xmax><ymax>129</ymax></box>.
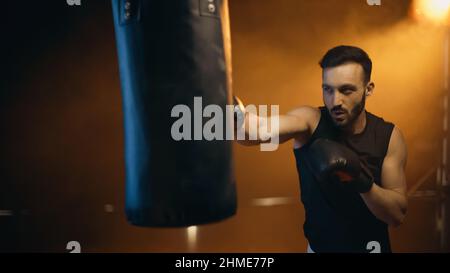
<box><xmin>366</xmin><ymin>82</ymin><xmax>375</xmax><ymax>97</ymax></box>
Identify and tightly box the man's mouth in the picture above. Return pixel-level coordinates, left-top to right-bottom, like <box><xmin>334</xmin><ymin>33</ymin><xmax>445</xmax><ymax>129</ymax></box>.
<box><xmin>332</xmin><ymin>110</ymin><xmax>346</xmax><ymax>115</ymax></box>
<box><xmin>331</xmin><ymin>110</ymin><xmax>347</xmax><ymax>120</ymax></box>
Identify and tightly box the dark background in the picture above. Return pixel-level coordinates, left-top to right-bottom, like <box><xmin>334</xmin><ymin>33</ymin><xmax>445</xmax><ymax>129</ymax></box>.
<box><xmin>1</xmin><ymin>0</ymin><xmax>448</xmax><ymax>252</ymax></box>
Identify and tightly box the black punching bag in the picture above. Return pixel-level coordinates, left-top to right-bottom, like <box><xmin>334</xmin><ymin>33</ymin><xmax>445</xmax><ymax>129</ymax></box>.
<box><xmin>111</xmin><ymin>0</ymin><xmax>237</xmax><ymax>227</ymax></box>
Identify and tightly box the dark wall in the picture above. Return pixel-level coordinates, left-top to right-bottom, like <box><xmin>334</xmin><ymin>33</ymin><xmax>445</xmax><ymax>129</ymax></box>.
<box><xmin>0</xmin><ymin>0</ymin><xmax>448</xmax><ymax>252</ymax></box>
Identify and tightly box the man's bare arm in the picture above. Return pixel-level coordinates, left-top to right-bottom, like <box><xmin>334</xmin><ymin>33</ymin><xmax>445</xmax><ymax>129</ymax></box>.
<box><xmin>236</xmin><ymin>104</ymin><xmax>319</xmax><ymax>146</ymax></box>
<box><xmin>360</xmin><ymin>127</ymin><xmax>408</xmax><ymax>227</ymax></box>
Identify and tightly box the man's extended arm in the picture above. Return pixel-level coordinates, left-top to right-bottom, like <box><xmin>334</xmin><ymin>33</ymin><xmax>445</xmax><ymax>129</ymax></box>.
<box><xmin>233</xmin><ymin>97</ymin><xmax>319</xmax><ymax>146</ymax></box>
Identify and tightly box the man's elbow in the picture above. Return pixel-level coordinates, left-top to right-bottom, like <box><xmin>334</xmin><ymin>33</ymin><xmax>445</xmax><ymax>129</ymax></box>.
<box><xmin>387</xmin><ymin>207</ymin><xmax>407</xmax><ymax>227</ymax></box>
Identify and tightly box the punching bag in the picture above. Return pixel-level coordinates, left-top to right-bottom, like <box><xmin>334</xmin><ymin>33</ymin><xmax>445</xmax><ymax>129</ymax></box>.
<box><xmin>111</xmin><ymin>0</ymin><xmax>237</xmax><ymax>227</ymax></box>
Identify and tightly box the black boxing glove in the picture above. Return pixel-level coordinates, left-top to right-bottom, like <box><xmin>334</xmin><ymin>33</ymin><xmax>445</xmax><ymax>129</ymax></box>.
<box><xmin>306</xmin><ymin>138</ymin><xmax>374</xmax><ymax>193</ymax></box>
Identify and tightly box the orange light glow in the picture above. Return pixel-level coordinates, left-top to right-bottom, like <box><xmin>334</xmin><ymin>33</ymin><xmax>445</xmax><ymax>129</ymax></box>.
<box><xmin>412</xmin><ymin>0</ymin><xmax>450</xmax><ymax>25</ymax></box>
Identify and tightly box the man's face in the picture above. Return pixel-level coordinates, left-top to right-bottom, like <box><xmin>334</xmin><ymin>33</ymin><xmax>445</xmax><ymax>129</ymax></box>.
<box><xmin>322</xmin><ymin>62</ymin><xmax>368</xmax><ymax>127</ymax></box>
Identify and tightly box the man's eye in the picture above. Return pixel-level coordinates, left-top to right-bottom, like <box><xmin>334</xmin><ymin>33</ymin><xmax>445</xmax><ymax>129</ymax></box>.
<box><xmin>342</xmin><ymin>89</ymin><xmax>353</xmax><ymax>94</ymax></box>
<box><xmin>323</xmin><ymin>87</ymin><xmax>332</xmax><ymax>93</ymax></box>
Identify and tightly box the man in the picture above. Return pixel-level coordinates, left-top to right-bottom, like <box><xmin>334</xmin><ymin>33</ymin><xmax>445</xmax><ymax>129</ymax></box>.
<box><xmin>235</xmin><ymin>45</ymin><xmax>408</xmax><ymax>253</ymax></box>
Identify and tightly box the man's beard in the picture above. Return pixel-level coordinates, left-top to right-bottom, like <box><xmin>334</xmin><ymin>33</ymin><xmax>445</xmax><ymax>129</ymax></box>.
<box><xmin>331</xmin><ymin>93</ymin><xmax>366</xmax><ymax>128</ymax></box>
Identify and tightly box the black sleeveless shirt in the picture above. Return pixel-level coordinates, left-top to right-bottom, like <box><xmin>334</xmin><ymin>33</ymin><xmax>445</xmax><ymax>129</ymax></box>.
<box><xmin>293</xmin><ymin>106</ymin><xmax>395</xmax><ymax>253</ymax></box>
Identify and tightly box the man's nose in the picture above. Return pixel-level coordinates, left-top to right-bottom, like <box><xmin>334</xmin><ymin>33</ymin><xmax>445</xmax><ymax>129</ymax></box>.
<box><xmin>332</xmin><ymin>90</ymin><xmax>344</xmax><ymax>106</ymax></box>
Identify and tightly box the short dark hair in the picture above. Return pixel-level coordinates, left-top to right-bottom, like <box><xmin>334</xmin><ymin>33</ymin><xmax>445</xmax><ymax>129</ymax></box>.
<box><xmin>319</xmin><ymin>45</ymin><xmax>372</xmax><ymax>84</ymax></box>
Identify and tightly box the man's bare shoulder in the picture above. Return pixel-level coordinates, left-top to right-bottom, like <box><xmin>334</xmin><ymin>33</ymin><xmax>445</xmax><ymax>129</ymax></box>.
<box><xmin>387</xmin><ymin>126</ymin><xmax>408</xmax><ymax>165</ymax></box>
<box><xmin>287</xmin><ymin>106</ymin><xmax>321</xmax><ymax>148</ymax></box>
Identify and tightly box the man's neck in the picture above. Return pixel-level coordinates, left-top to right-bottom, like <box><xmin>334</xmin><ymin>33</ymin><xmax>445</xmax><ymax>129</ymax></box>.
<box><xmin>342</xmin><ymin>110</ymin><xmax>367</xmax><ymax>135</ymax></box>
